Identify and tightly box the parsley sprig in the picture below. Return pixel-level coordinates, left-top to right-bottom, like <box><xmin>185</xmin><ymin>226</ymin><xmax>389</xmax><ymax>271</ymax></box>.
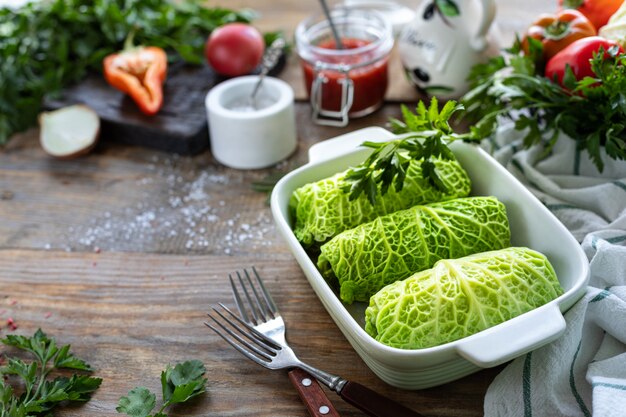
<box><xmin>0</xmin><ymin>329</ymin><xmax>102</xmax><ymax>417</ymax></box>
<box><xmin>116</xmin><ymin>360</ymin><xmax>207</xmax><ymax>417</ymax></box>
<box><xmin>462</xmin><ymin>41</ymin><xmax>626</xmax><ymax>172</ymax></box>
<box><xmin>342</xmin><ymin>98</ymin><xmax>475</xmax><ymax>205</ymax></box>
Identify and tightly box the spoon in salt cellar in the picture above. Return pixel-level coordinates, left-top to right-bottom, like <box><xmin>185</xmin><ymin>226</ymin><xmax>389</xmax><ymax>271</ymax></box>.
<box><xmin>249</xmin><ymin>37</ymin><xmax>286</xmax><ymax>110</ymax></box>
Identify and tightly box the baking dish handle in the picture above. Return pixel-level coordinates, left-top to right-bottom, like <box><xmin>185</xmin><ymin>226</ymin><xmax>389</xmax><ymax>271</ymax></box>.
<box><xmin>456</xmin><ymin>304</ymin><xmax>566</xmax><ymax>368</ymax></box>
<box><xmin>307</xmin><ymin>126</ymin><xmax>395</xmax><ymax>164</ymax></box>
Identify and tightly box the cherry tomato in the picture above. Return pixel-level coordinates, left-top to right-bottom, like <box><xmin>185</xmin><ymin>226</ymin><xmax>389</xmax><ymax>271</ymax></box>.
<box><xmin>205</xmin><ymin>23</ymin><xmax>265</xmax><ymax>77</ymax></box>
<box><xmin>559</xmin><ymin>0</ymin><xmax>624</xmax><ymax>30</ymax></box>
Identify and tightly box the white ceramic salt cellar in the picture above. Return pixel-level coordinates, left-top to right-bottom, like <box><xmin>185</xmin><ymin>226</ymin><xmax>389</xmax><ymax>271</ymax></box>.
<box><xmin>205</xmin><ymin>76</ymin><xmax>297</xmax><ymax>170</ymax></box>
<box><xmin>398</xmin><ymin>0</ymin><xmax>496</xmax><ymax>98</ymax></box>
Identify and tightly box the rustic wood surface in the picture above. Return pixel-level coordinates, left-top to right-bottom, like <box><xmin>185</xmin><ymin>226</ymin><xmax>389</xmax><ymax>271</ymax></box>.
<box><xmin>0</xmin><ymin>1</ymin><xmax>555</xmax><ymax>416</ymax></box>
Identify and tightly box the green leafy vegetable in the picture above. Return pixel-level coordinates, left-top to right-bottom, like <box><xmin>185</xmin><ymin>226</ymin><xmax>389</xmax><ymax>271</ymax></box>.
<box><xmin>0</xmin><ymin>0</ymin><xmax>256</xmax><ymax>144</ymax></box>
<box><xmin>462</xmin><ymin>42</ymin><xmax>626</xmax><ymax>172</ymax></box>
<box><xmin>317</xmin><ymin>196</ymin><xmax>511</xmax><ymax>304</ymax></box>
<box><xmin>342</xmin><ymin>98</ymin><xmax>477</xmax><ymax>205</ymax></box>
<box><xmin>117</xmin><ymin>360</ymin><xmax>207</xmax><ymax>417</ymax></box>
<box><xmin>365</xmin><ymin>247</ymin><xmax>563</xmax><ymax>349</ymax></box>
<box><xmin>291</xmin><ymin>157</ymin><xmax>471</xmax><ymax>247</ymax></box>
<box><xmin>0</xmin><ymin>329</ymin><xmax>102</xmax><ymax>417</ymax></box>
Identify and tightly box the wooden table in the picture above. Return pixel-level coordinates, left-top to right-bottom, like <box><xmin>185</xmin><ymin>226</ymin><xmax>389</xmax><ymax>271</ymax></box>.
<box><xmin>0</xmin><ymin>1</ymin><xmax>555</xmax><ymax>415</ymax></box>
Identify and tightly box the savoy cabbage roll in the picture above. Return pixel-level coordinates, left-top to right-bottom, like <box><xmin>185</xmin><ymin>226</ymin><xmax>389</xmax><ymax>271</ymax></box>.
<box><xmin>290</xmin><ymin>157</ymin><xmax>471</xmax><ymax>247</ymax></box>
<box><xmin>318</xmin><ymin>196</ymin><xmax>511</xmax><ymax>303</ymax></box>
<box><xmin>365</xmin><ymin>247</ymin><xmax>563</xmax><ymax>349</ymax></box>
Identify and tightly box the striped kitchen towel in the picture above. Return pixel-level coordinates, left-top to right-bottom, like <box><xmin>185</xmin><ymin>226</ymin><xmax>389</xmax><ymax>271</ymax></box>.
<box><xmin>482</xmin><ymin>125</ymin><xmax>626</xmax><ymax>417</ymax></box>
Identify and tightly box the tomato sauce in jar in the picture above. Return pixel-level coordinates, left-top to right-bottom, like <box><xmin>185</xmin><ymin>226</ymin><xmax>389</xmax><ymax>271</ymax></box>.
<box><xmin>301</xmin><ymin>38</ymin><xmax>389</xmax><ymax>116</ymax></box>
<box><xmin>295</xmin><ymin>8</ymin><xmax>393</xmax><ymax>126</ymax></box>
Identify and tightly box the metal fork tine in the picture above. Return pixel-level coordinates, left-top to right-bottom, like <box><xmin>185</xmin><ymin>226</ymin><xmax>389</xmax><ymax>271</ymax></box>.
<box><xmin>229</xmin><ymin>273</ymin><xmax>251</xmax><ymax>324</ymax></box>
<box><xmin>204</xmin><ymin>320</ymin><xmax>273</xmax><ymax>367</ymax></box>
<box><xmin>206</xmin><ymin>309</ymin><xmax>274</xmax><ymax>360</ymax></box>
<box><xmin>218</xmin><ymin>303</ymin><xmax>281</xmax><ymax>350</ymax></box>
<box><xmin>244</xmin><ymin>268</ymin><xmax>273</xmax><ymax>320</ymax></box>
<box><xmin>251</xmin><ymin>266</ymin><xmax>278</xmax><ymax>317</ymax></box>
<box><xmin>236</xmin><ymin>270</ymin><xmax>263</xmax><ymax>324</ymax></box>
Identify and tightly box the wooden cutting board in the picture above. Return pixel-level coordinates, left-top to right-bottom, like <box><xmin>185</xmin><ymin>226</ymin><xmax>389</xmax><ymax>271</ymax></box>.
<box><xmin>43</xmin><ymin>59</ymin><xmax>285</xmax><ymax>155</ymax></box>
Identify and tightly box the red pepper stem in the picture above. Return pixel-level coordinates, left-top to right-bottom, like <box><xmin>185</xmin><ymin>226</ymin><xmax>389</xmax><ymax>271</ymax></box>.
<box><xmin>545</xmin><ymin>21</ymin><xmax>571</xmax><ymax>40</ymax></box>
<box><xmin>123</xmin><ymin>29</ymin><xmax>137</xmax><ymax>52</ymax></box>
<box><xmin>561</xmin><ymin>0</ymin><xmax>584</xmax><ymax>8</ymax></box>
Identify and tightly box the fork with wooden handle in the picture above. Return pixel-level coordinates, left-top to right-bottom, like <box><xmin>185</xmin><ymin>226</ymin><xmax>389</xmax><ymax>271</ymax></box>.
<box><xmin>222</xmin><ymin>267</ymin><xmax>338</xmax><ymax>417</ymax></box>
<box><xmin>205</xmin><ymin>267</ymin><xmax>424</xmax><ymax>417</ymax></box>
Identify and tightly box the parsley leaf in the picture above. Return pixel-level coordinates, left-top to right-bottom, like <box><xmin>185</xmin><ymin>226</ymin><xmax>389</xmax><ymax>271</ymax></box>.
<box><xmin>117</xmin><ymin>387</ymin><xmax>157</xmax><ymax>417</ymax></box>
<box><xmin>117</xmin><ymin>360</ymin><xmax>207</xmax><ymax>417</ymax></box>
<box><xmin>462</xmin><ymin>45</ymin><xmax>626</xmax><ymax>172</ymax></box>
<box><xmin>342</xmin><ymin>97</ymin><xmax>476</xmax><ymax>205</ymax></box>
<box><xmin>0</xmin><ymin>329</ymin><xmax>102</xmax><ymax>416</ymax></box>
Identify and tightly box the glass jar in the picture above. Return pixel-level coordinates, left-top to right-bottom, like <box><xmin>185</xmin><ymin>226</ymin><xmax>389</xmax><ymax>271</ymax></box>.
<box><xmin>295</xmin><ymin>8</ymin><xmax>393</xmax><ymax>126</ymax></box>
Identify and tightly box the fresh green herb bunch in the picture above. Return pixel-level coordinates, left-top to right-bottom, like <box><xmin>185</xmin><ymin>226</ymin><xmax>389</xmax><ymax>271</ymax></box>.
<box><xmin>0</xmin><ymin>0</ymin><xmax>255</xmax><ymax>144</ymax></box>
<box><xmin>116</xmin><ymin>360</ymin><xmax>207</xmax><ymax>417</ymax></box>
<box><xmin>342</xmin><ymin>98</ymin><xmax>476</xmax><ymax>205</ymax></box>
<box><xmin>462</xmin><ymin>40</ymin><xmax>626</xmax><ymax>172</ymax></box>
<box><xmin>0</xmin><ymin>329</ymin><xmax>102</xmax><ymax>417</ymax></box>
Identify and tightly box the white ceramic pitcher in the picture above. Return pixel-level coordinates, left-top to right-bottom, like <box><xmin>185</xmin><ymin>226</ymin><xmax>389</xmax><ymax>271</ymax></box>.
<box><xmin>398</xmin><ymin>0</ymin><xmax>496</xmax><ymax>98</ymax></box>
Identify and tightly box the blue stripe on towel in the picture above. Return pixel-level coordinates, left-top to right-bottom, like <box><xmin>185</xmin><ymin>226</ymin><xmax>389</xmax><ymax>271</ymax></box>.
<box><xmin>593</xmin><ymin>382</ymin><xmax>626</xmax><ymax>391</ymax></box>
<box><xmin>590</xmin><ymin>288</ymin><xmax>612</xmax><ymax>303</ymax></box>
<box><xmin>570</xmin><ymin>340</ymin><xmax>592</xmax><ymax>417</ymax></box>
<box><xmin>487</xmin><ymin>136</ymin><xmax>500</xmax><ymax>151</ymax></box>
<box><xmin>591</xmin><ymin>234</ymin><xmax>626</xmax><ymax>250</ymax></box>
<box><xmin>523</xmin><ymin>352</ymin><xmax>533</xmax><ymax>417</ymax></box>
<box><xmin>607</xmin><ymin>235</ymin><xmax>626</xmax><ymax>244</ymax></box>
<box><xmin>511</xmin><ymin>159</ymin><xmax>525</xmax><ymax>175</ymax></box>
<box><xmin>509</xmin><ymin>159</ymin><xmax>542</xmax><ymax>189</ymax></box>
<box><xmin>612</xmin><ymin>181</ymin><xmax>626</xmax><ymax>193</ymax></box>
<box><xmin>545</xmin><ymin>204</ymin><xmax>579</xmax><ymax>211</ymax></box>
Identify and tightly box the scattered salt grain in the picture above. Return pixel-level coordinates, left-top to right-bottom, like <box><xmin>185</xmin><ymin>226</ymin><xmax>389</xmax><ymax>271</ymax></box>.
<box><xmin>66</xmin><ymin>155</ymin><xmax>279</xmax><ymax>254</ymax></box>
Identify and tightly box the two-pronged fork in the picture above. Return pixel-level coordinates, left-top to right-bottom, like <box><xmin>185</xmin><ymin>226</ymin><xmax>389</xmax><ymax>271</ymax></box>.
<box><xmin>205</xmin><ymin>267</ymin><xmax>424</xmax><ymax>417</ymax></box>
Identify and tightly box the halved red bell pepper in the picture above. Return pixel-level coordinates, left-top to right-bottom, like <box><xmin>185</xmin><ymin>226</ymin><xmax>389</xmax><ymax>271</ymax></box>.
<box><xmin>559</xmin><ymin>0</ymin><xmax>624</xmax><ymax>30</ymax></box>
<box><xmin>522</xmin><ymin>9</ymin><xmax>597</xmax><ymax>61</ymax></box>
<box><xmin>545</xmin><ymin>36</ymin><xmax>624</xmax><ymax>86</ymax></box>
<box><xmin>103</xmin><ymin>34</ymin><xmax>168</xmax><ymax>116</ymax></box>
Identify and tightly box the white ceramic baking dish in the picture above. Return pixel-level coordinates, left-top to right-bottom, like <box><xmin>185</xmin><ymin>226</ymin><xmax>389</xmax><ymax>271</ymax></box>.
<box><xmin>270</xmin><ymin>127</ymin><xmax>589</xmax><ymax>389</ymax></box>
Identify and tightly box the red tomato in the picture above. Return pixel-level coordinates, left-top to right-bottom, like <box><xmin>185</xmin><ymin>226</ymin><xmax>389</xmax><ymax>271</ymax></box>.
<box><xmin>205</xmin><ymin>23</ymin><xmax>265</xmax><ymax>77</ymax></box>
<box><xmin>559</xmin><ymin>0</ymin><xmax>624</xmax><ymax>30</ymax></box>
<box><xmin>545</xmin><ymin>36</ymin><xmax>623</xmax><ymax>86</ymax></box>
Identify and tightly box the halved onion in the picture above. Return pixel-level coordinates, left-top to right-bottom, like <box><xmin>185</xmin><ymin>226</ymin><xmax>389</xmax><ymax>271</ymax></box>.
<box><xmin>39</xmin><ymin>105</ymin><xmax>100</xmax><ymax>158</ymax></box>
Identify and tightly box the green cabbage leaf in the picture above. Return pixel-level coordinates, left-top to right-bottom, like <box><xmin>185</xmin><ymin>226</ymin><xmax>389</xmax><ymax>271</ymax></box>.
<box><xmin>365</xmin><ymin>247</ymin><xmax>563</xmax><ymax>349</ymax></box>
<box><xmin>290</xmin><ymin>157</ymin><xmax>471</xmax><ymax>247</ymax></box>
<box><xmin>318</xmin><ymin>196</ymin><xmax>511</xmax><ymax>303</ymax></box>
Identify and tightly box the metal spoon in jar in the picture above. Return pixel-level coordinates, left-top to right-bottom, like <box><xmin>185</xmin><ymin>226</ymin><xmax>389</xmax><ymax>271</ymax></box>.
<box><xmin>249</xmin><ymin>37</ymin><xmax>286</xmax><ymax>110</ymax></box>
<box><xmin>319</xmin><ymin>0</ymin><xmax>344</xmax><ymax>49</ymax></box>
